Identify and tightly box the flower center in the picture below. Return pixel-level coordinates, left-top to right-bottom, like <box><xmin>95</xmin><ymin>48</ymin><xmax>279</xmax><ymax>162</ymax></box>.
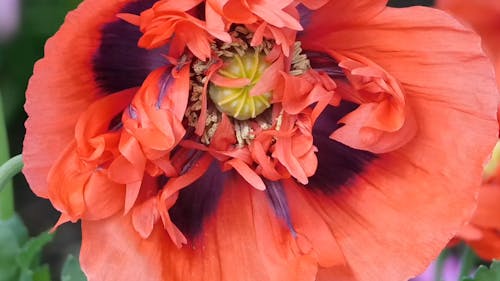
<box><xmin>183</xmin><ymin>25</ymin><xmax>278</xmax><ymax>145</ymax></box>
<box><xmin>209</xmin><ymin>52</ymin><xmax>272</xmax><ymax>120</ymax></box>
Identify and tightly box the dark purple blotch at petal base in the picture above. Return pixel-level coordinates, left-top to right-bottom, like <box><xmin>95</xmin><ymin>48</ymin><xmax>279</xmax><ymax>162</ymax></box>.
<box><xmin>306</xmin><ymin>51</ymin><xmax>346</xmax><ymax>78</ymax></box>
<box><xmin>93</xmin><ymin>0</ymin><xmax>168</xmax><ymax>94</ymax></box>
<box><xmin>265</xmin><ymin>103</ymin><xmax>375</xmax><ymax>235</ymax></box>
<box><xmin>265</xmin><ymin>180</ymin><xmax>297</xmax><ymax>236</ymax></box>
<box><xmin>297</xmin><ymin>4</ymin><xmax>312</xmax><ymax>30</ymax></box>
<box><xmin>307</xmin><ymin>102</ymin><xmax>377</xmax><ymax>193</ymax></box>
<box><xmin>169</xmin><ymin>161</ymin><xmax>227</xmax><ymax>241</ymax></box>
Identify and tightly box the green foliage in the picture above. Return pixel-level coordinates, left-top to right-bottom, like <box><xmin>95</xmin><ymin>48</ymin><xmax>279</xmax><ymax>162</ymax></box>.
<box><xmin>0</xmin><ymin>215</ymin><xmax>53</xmax><ymax>281</ymax></box>
<box><xmin>0</xmin><ymin>155</ymin><xmax>24</xmax><ymax>194</ymax></box>
<box><xmin>0</xmin><ymin>216</ymin><xmax>26</xmax><ymax>280</ymax></box>
<box><xmin>61</xmin><ymin>255</ymin><xmax>87</xmax><ymax>281</ymax></box>
<box><xmin>463</xmin><ymin>261</ymin><xmax>500</xmax><ymax>281</ymax></box>
<box><xmin>17</xmin><ymin>232</ymin><xmax>53</xmax><ymax>276</ymax></box>
<box><xmin>0</xmin><ymin>94</ymin><xmax>14</xmax><ymax>220</ymax></box>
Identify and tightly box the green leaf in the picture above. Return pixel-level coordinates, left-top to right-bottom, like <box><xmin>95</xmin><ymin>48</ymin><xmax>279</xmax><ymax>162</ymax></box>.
<box><xmin>0</xmin><ymin>215</ymin><xmax>53</xmax><ymax>281</ymax></box>
<box><xmin>61</xmin><ymin>255</ymin><xmax>87</xmax><ymax>281</ymax></box>
<box><xmin>18</xmin><ymin>269</ymin><xmax>33</xmax><ymax>281</ymax></box>
<box><xmin>15</xmin><ymin>231</ymin><xmax>53</xmax><ymax>281</ymax></box>
<box><xmin>18</xmin><ymin>264</ymin><xmax>51</xmax><ymax>281</ymax></box>
<box><xmin>463</xmin><ymin>260</ymin><xmax>500</xmax><ymax>281</ymax></box>
<box><xmin>0</xmin><ymin>223</ymin><xmax>20</xmax><ymax>281</ymax></box>
<box><xmin>16</xmin><ymin>231</ymin><xmax>53</xmax><ymax>270</ymax></box>
<box><xmin>0</xmin><ymin>215</ymin><xmax>29</xmax><ymax>281</ymax></box>
<box><xmin>32</xmin><ymin>265</ymin><xmax>51</xmax><ymax>281</ymax></box>
<box><xmin>0</xmin><ymin>215</ymin><xmax>29</xmax><ymax>245</ymax></box>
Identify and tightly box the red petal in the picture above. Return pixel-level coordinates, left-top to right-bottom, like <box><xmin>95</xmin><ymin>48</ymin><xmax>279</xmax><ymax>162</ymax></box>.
<box><xmin>248</xmin><ymin>0</ymin><xmax>302</xmax><ymax>30</ymax></box>
<box><xmin>81</xmin><ymin>176</ymin><xmax>319</xmax><ymax>281</ymax></box>
<box><xmin>81</xmin><ymin>214</ymin><xmax>165</xmax><ymax>281</ymax></box>
<box><xmin>467</xmin><ymin>229</ymin><xmax>500</xmax><ymax>261</ymax></box>
<box><xmin>301</xmin><ymin>5</ymin><xmax>498</xmax><ymax>281</ymax></box>
<box><xmin>132</xmin><ymin>196</ymin><xmax>160</xmax><ymax>239</ymax></box>
<box><xmin>471</xmin><ymin>184</ymin><xmax>500</xmax><ymax>229</ymax></box>
<box><xmin>298</xmin><ymin>0</ymin><xmax>329</xmax><ymax>10</ymax></box>
<box><xmin>225</xmin><ymin>158</ymin><xmax>266</xmax><ymax>190</ymax></box>
<box><xmin>283</xmin><ymin>180</ymin><xmax>345</xmax><ymax>268</ymax></box>
<box><xmin>82</xmin><ymin>169</ymin><xmax>125</xmax><ymax>220</ymax></box>
<box><xmin>300</xmin><ymin>0</ymin><xmax>387</xmax><ymax>39</ymax></box>
<box><xmin>23</xmin><ymin>0</ymin><xmax>130</xmax><ymax>197</ymax></box>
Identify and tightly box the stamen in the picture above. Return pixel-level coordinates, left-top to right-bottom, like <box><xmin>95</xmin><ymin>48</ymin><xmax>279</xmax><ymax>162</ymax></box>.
<box><xmin>275</xmin><ymin>110</ymin><xmax>284</xmax><ymax>131</ymax></box>
<box><xmin>290</xmin><ymin>41</ymin><xmax>310</xmax><ymax>76</ymax></box>
<box><xmin>256</xmin><ymin>114</ymin><xmax>272</xmax><ymax>130</ymax></box>
<box><xmin>184</xmin><ymin>57</ymin><xmax>219</xmax><ymax>136</ymax></box>
<box><xmin>234</xmin><ymin>120</ymin><xmax>255</xmax><ymax>147</ymax></box>
<box><xmin>201</xmin><ymin>110</ymin><xmax>219</xmax><ymax>145</ymax></box>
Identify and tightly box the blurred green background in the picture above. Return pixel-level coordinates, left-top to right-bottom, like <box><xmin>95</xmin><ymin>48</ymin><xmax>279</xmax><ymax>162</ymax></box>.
<box><xmin>0</xmin><ymin>0</ymin><xmax>434</xmax><ymax>279</ymax></box>
<box><xmin>1</xmin><ymin>0</ymin><xmax>84</xmax><ymax>279</ymax></box>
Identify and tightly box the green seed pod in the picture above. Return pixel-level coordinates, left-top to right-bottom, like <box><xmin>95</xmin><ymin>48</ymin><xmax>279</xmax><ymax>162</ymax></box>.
<box><xmin>209</xmin><ymin>52</ymin><xmax>272</xmax><ymax>120</ymax></box>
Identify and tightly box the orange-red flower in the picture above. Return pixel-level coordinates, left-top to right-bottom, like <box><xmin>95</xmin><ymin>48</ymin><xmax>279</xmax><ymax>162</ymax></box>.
<box><xmin>23</xmin><ymin>0</ymin><xmax>499</xmax><ymax>280</ymax></box>
<box><xmin>437</xmin><ymin>0</ymin><xmax>500</xmax><ymax>87</ymax></box>
<box><xmin>435</xmin><ymin>0</ymin><xmax>500</xmax><ymax>261</ymax></box>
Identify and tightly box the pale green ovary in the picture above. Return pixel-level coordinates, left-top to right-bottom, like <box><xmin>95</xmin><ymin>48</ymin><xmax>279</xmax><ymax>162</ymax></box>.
<box><xmin>209</xmin><ymin>52</ymin><xmax>272</xmax><ymax>120</ymax></box>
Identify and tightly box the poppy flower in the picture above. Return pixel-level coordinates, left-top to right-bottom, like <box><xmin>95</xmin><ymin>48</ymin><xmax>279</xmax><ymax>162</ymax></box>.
<box><xmin>437</xmin><ymin>0</ymin><xmax>500</xmax><ymax>88</ymax></box>
<box><xmin>23</xmin><ymin>0</ymin><xmax>498</xmax><ymax>280</ymax></box>
<box><xmin>436</xmin><ymin>0</ymin><xmax>500</xmax><ymax>261</ymax></box>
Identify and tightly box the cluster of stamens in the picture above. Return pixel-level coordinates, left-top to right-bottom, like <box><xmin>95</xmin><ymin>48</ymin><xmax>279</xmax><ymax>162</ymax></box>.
<box><xmin>184</xmin><ymin>25</ymin><xmax>311</xmax><ymax>146</ymax></box>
